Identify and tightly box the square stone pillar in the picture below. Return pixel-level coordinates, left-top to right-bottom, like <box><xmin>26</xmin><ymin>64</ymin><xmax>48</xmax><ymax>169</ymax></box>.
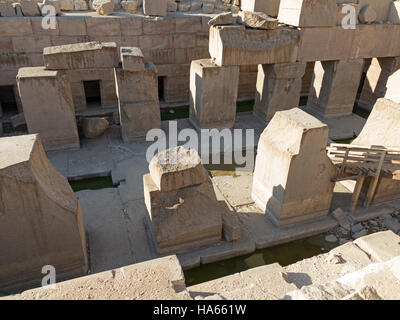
<box><xmin>252</xmin><ymin>108</ymin><xmax>336</xmax><ymax>227</ymax></box>
<box><xmin>308</xmin><ymin>59</ymin><xmax>364</xmax><ymax>117</ymax></box>
<box><xmin>254</xmin><ymin>62</ymin><xmax>306</xmax><ymax>123</ymax></box>
<box><xmin>115</xmin><ymin>48</ymin><xmax>161</xmax><ymax>141</ymax></box>
<box><xmin>17</xmin><ymin>67</ymin><xmax>80</xmax><ymax>151</ymax></box>
<box><xmin>0</xmin><ymin>134</ymin><xmax>88</xmax><ymax>292</ymax></box>
<box><xmin>359</xmin><ymin>57</ymin><xmax>400</xmax><ymax>111</ymax></box>
<box><xmin>189</xmin><ymin>58</ymin><xmax>239</xmax><ymax>129</ymax></box>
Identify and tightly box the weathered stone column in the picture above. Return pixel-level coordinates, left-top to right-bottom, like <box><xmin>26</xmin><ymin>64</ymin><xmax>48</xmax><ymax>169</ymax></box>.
<box><xmin>308</xmin><ymin>59</ymin><xmax>364</xmax><ymax>117</ymax></box>
<box><xmin>0</xmin><ymin>134</ymin><xmax>88</xmax><ymax>292</ymax></box>
<box><xmin>252</xmin><ymin>108</ymin><xmax>336</xmax><ymax>227</ymax></box>
<box><xmin>253</xmin><ymin>62</ymin><xmax>306</xmax><ymax>123</ymax></box>
<box><xmin>115</xmin><ymin>47</ymin><xmax>161</xmax><ymax>141</ymax></box>
<box><xmin>359</xmin><ymin>57</ymin><xmax>400</xmax><ymax>110</ymax></box>
<box><xmin>16</xmin><ymin>67</ymin><xmax>80</xmax><ymax>151</ymax></box>
<box><xmin>189</xmin><ymin>58</ymin><xmax>239</xmax><ymax>129</ymax></box>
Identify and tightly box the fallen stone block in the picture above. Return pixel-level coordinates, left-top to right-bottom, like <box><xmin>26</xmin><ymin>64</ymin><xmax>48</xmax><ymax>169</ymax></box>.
<box><xmin>74</xmin><ymin>0</ymin><xmax>88</xmax><ymax>10</ymax></box>
<box><xmin>167</xmin><ymin>0</ymin><xmax>177</xmax><ymax>12</ymax></box>
<box><xmin>222</xmin><ymin>211</ymin><xmax>241</xmax><ymax>242</ymax></box>
<box><xmin>342</xmin><ymin>285</ymin><xmax>382</xmax><ymax>300</ymax></box>
<box><xmin>10</xmin><ymin>112</ymin><xmax>26</xmax><ymax>130</ymax></box>
<box><xmin>358</xmin><ymin>0</ymin><xmax>392</xmax><ymax>23</ymax></box>
<box><xmin>43</xmin><ymin>41</ymin><xmax>119</xmax><ymax>70</ymax></box>
<box><xmin>143</xmin><ymin>0</ymin><xmax>167</xmax><ymax>16</ymax></box>
<box><xmin>252</xmin><ymin>108</ymin><xmax>336</xmax><ymax>227</ymax></box>
<box><xmin>354</xmin><ymin>230</ymin><xmax>400</xmax><ymax>263</ymax></box>
<box><xmin>202</xmin><ymin>2</ymin><xmax>214</xmax><ymax>13</ymax></box>
<box><xmin>332</xmin><ymin>208</ymin><xmax>351</xmax><ymax>231</ymax></box>
<box><xmin>81</xmin><ymin>117</ymin><xmax>109</xmax><ymax>138</ymax></box>
<box><xmin>149</xmin><ymin>146</ymin><xmax>207</xmax><ymax>192</ymax></box>
<box><xmin>358</xmin><ymin>4</ymin><xmax>376</xmax><ymax>24</ymax></box>
<box><xmin>209</xmin><ymin>25</ymin><xmax>299</xmax><ymax>66</ymax></box>
<box><xmin>278</xmin><ymin>0</ymin><xmax>337</xmax><ymax>27</ymax></box>
<box><xmin>60</xmin><ymin>0</ymin><xmax>74</xmax><ymax>10</ymax></box>
<box><xmin>120</xmin><ymin>47</ymin><xmax>145</xmax><ymax>71</ymax></box>
<box><xmin>208</xmin><ymin>12</ymin><xmax>237</xmax><ymax>26</ymax></box>
<box><xmin>238</xmin><ymin>10</ymin><xmax>278</xmax><ymax>29</ymax></box>
<box><xmin>189</xmin><ymin>58</ymin><xmax>239</xmax><ymax>129</ymax></box>
<box><xmin>20</xmin><ymin>0</ymin><xmax>40</xmax><ymax>16</ymax></box>
<box><xmin>121</xmin><ymin>0</ymin><xmax>139</xmax><ymax>12</ymax></box>
<box><xmin>0</xmin><ymin>134</ymin><xmax>88</xmax><ymax>293</ymax></box>
<box><xmin>144</xmin><ymin>147</ymin><xmax>223</xmax><ymax>254</ymax></box>
<box><xmin>17</xmin><ymin>67</ymin><xmax>80</xmax><ymax>150</ymax></box>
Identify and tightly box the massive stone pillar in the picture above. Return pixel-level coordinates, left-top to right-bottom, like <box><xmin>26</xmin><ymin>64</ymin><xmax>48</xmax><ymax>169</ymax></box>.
<box><xmin>189</xmin><ymin>58</ymin><xmax>239</xmax><ymax>129</ymax></box>
<box><xmin>17</xmin><ymin>67</ymin><xmax>80</xmax><ymax>151</ymax></box>
<box><xmin>0</xmin><ymin>134</ymin><xmax>88</xmax><ymax>292</ymax></box>
<box><xmin>307</xmin><ymin>59</ymin><xmax>364</xmax><ymax>117</ymax></box>
<box><xmin>254</xmin><ymin>62</ymin><xmax>306</xmax><ymax>123</ymax></box>
<box><xmin>252</xmin><ymin>108</ymin><xmax>336</xmax><ymax>227</ymax></box>
<box><xmin>144</xmin><ymin>146</ymin><xmax>223</xmax><ymax>254</ymax></box>
<box><xmin>115</xmin><ymin>47</ymin><xmax>161</xmax><ymax>142</ymax></box>
<box><xmin>359</xmin><ymin>57</ymin><xmax>400</xmax><ymax>110</ymax></box>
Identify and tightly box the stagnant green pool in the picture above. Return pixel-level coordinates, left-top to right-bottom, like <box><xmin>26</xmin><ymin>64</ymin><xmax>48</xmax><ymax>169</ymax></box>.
<box><xmin>69</xmin><ymin>176</ymin><xmax>115</xmax><ymax>192</ymax></box>
<box><xmin>184</xmin><ymin>234</ymin><xmax>340</xmax><ymax>286</ymax></box>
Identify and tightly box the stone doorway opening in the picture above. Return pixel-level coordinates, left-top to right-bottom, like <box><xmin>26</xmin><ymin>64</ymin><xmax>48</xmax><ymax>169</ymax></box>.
<box><xmin>158</xmin><ymin>76</ymin><xmax>165</xmax><ymax>102</ymax></box>
<box><xmin>83</xmin><ymin>80</ymin><xmax>102</xmax><ymax>107</ymax></box>
<box><xmin>0</xmin><ymin>85</ymin><xmax>18</xmax><ymax>118</ymax></box>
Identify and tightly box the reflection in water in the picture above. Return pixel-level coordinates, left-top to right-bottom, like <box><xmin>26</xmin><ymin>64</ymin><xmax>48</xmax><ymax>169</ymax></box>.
<box><xmin>184</xmin><ymin>234</ymin><xmax>339</xmax><ymax>287</ymax></box>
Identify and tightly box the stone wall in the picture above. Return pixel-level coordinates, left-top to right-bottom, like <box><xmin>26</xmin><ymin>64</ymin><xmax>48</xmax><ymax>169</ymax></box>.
<box><xmin>0</xmin><ymin>12</ymin><xmax>258</xmax><ymax>109</ymax></box>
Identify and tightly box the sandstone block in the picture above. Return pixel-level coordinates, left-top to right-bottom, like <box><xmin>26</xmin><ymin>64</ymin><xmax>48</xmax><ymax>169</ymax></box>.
<box><xmin>209</xmin><ymin>25</ymin><xmax>299</xmax><ymax>66</ymax></box>
<box><xmin>17</xmin><ymin>67</ymin><xmax>80</xmax><ymax>150</ymax></box>
<box><xmin>74</xmin><ymin>0</ymin><xmax>88</xmax><ymax>10</ymax></box>
<box><xmin>278</xmin><ymin>0</ymin><xmax>337</xmax><ymax>27</ymax></box>
<box><xmin>121</xmin><ymin>0</ymin><xmax>139</xmax><ymax>12</ymax></box>
<box><xmin>149</xmin><ymin>146</ymin><xmax>207</xmax><ymax>192</ymax></box>
<box><xmin>358</xmin><ymin>4</ymin><xmax>376</xmax><ymax>24</ymax></box>
<box><xmin>357</xmin><ymin>0</ymin><xmax>392</xmax><ymax>23</ymax></box>
<box><xmin>202</xmin><ymin>2</ymin><xmax>214</xmax><ymax>13</ymax></box>
<box><xmin>252</xmin><ymin>108</ymin><xmax>336</xmax><ymax>226</ymax></box>
<box><xmin>0</xmin><ymin>134</ymin><xmax>87</xmax><ymax>292</ymax></box>
<box><xmin>0</xmin><ymin>17</ymin><xmax>33</xmax><ymax>36</ymax></box>
<box><xmin>20</xmin><ymin>0</ymin><xmax>40</xmax><ymax>16</ymax></box>
<box><xmin>144</xmin><ymin>167</ymin><xmax>223</xmax><ymax>254</ymax></box>
<box><xmin>254</xmin><ymin>62</ymin><xmax>306</xmax><ymax>122</ymax></box>
<box><xmin>13</xmin><ymin>3</ymin><xmax>23</xmax><ymax>16</ymax></box>
<box><xmin>238</xmin><ymin>10</ymin><xmax>278</xmax><ymax>29</ymax></box>
<box><xmin>43</xmin><ymin>41</ymin><xmax>119</xmax><ymax>70</ymax></box>
<box><xmin>120</xmin><ymin>47</ymin><xmax>145</xmax><ymax>71</ymax></box>
<box><xmin>60</xmin><ymin>0</ymin><xmax>73</xmax><ymax>10</ymax></box>
<box><xmin>308</xmin><ymin>59</ymin><xmax>364</xmax><ymax>117</ymax></box>
<box><xmin>42</xmin><ymin>0</ymin><xmax>62</xmax><ymax>14</ymax></box>
<box><xmin>189</xmin><ymin>58</ymin><xmax>239</xmax><ymax>129</ymax></box>
<box><xmin>81</xmin><ymin>117</ymin><xmax>109</xmax><ymax>138</ymax></box>
<box><xmin>388</xmin><ymin>1</ymin><xmax>400</xmax><ymax>24</ymax></box>
<box><xmin>167</xmin><ymin>0</ymin><xmax>177</xmax><ymax>11</ymax></box>
<box><xmin>143</xmin><ymin>0</ymin><xmax>167</xmax><ymax>16</ymax></box>
<box><xmin>95</xmin><ymin>0</ymin><xmax>115</xmax><ymax>15</ymax></box>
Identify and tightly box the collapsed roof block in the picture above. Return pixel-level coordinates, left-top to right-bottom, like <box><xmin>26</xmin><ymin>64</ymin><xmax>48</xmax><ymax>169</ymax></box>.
<box><xmin>0</xmin><ymin>134</ymin><xmax>88</xmax><ymax>292</ymax></box>
<box><xmin>189</xmin><ymin>58</ymin><xmax>239</xmax><ymax>129</ymax></box>
<box><xmin>120</xmin><ymin>47</ymin><xmax>145</xmax><ymax>71</ymax></box>
<box><xmin>43</xmin><ymin>41</ymin><xmax>119</xmax><ymax>70</ymax></box>
<box><xmin>278</xmin><ymin>0</ymin><xmax>337</xmax><ymax>27</ymax></box>
<box><xmin>144</xmin><ymin>146</ymin><xmax>223</xmax><ymax>254</ymax></box>
<box><xmin>252</xmin><ymin>108</ymin><xmax>336</xmax><ymax>227</ymax></box>
<box><xmin>17</xmin><ymin>67</ymin><xmax>79</xmax><ymax>151</ymax></box>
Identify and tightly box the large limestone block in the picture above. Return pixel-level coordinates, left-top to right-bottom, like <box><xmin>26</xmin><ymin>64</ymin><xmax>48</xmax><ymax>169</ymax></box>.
<box><xmin>119</xmin><ymin>101</ymin><xmax>161</xmax><ymax>140</ymax></box>
<box><xmin>240</xmin><ymin>0</ymin><xmax>280</xmax><ymax>17</ymax></box>
<box><xmin>278</xmin><ymin>0</ymin><xmax>337</xmax><ymax>27</ymax></box>
<box><xmin>149</xmin><ymin>146</ymin><xmax>207</xmax><ymax>192</ymax></box>
<box><xmin>254</xmin><ymin>62</ymin><xmax>306</xmax><ymax>122</ymax></box>
<box><xmin>359</xmin><ymin>57</ymin><xmax>400</xmax><ymax>111</ymax></box>
<box><xmin>143</xmin><ymin>0</ymin><xmax>167</xmax><ymax>16</ymax></box>
<box><xmin>20</xmin><ymin>0</ymin><xmax>40</xmax><ymax>16</ymax></box>
<box><xmin>120</xmin><ymin>47</ymin><xmax>145</xmax><ymax>72</ymax></box>
<box><xmin>307</xmin><ymin>59</ymin><xmax>364</xmax><ymax>117</ymax></box>
<box><xmin>17</xmin><ymin>67</ymin><xmax>80</xmax><ymax>151</ymax></box>
<box><xmin>143</xmin><ymin>174</ymin><xmax>223</xmax><ymax>254</ymax></box>
<box><xmin>189</xmin><ymin>58</ymin><xmax>239</xmax><ymax>129</ymax></box>
<box><xmin>43</xmin><ymin>41</ymin><xmax>119</xmax><ymax>70</ymax></box>
<box><xmin>115</xmin><ymin>62</ymin><xmax>161</xmax><ymax>140</ymax></box>
<box><xmin>357</xmin><ymin>0</ymin><xmax>392</xmax><ymax>23</ymax></box>
<box><xmin>0</xmin><ymin>134</ymin><xmax>88</xmax><ymax>292</ymax></box>
<box><xmin>0</xmin><ymin>2</ymin><xmax>16</xmax><ymax>16</ymax></box>
<box><xmin>209</xmin><ymin>25</ymin><xmax>299</xmax><ymax>66</ymax></box>
<box><xmin>252</xmin><ymin>108</ymin><xmax>336</xmax><ymax>227</ymax></box>
<box><xmin>354</xmin><ymin>231</ymin><xmax>400</xmax><ymax>263</ymax></box>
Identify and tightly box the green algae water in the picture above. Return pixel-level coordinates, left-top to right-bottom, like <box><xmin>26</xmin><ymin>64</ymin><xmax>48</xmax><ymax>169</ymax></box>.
<box><xmin>184</xmin><ymin>234</ymin><xmax>340</xmax><ymax>287</ymax></box>
<box><xmin>69</xmin><ymin>176</ymin><xmax>115</xmax><ymax>192</ymax></box>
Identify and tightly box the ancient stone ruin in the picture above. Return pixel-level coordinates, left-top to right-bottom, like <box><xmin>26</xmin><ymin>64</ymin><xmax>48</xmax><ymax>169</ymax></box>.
<box><xmin>0</xmin><ymin>0</ymin><xmax>400</xmax><ymax>301</ymax></box>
